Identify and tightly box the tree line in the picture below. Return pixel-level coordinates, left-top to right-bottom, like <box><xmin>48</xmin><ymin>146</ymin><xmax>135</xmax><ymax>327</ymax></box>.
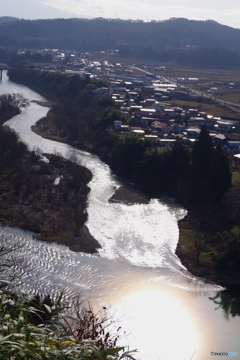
<box><xmin>0</xmin><ymin>48</ymin><xmax>52</xmax><ymax>66</ymax></box>
<box><xmin>111</xmin><ymin>127</ymin><xmax>231</xmax><ymax>206</ymax></box>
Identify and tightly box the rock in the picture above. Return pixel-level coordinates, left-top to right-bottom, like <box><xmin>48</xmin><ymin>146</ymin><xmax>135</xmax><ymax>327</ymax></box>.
<box><xmin>109</xmin><ymin>186</ymin><xmax>150</xmax><ymax>205</ymax></box>
<box><xmin>69</xmin><ymin>225</ymin><xmax>101</xmax><ymax>254</ymax></box>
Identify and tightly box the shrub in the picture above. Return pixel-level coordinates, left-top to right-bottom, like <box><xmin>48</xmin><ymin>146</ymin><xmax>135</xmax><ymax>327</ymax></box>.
<box><xmin>0</xmin><ymin>247</ymin><xmax>137</xmax><ymax>359</ymax></box>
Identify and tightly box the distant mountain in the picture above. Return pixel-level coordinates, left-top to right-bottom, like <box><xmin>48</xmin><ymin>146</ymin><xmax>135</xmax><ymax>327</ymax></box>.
<box><xmin>0</xmin><ymin>16</ymin><xmax>19</xmax><ymax>24</ymax></box>
<box><xmin>1</xmin><ymin>17</ymin><xmax>240</xmax><ymax>67</ymax></box>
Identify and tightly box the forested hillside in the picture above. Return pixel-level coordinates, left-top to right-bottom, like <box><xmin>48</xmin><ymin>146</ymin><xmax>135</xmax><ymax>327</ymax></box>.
<box><xmin>0</xmin><ymin>16</ymin><xmax>19</xmax><ymax>24</ymax></box>
<box><xmin>1</xmin><ymin>18</ymin><xmax>240</xmax><ymax>66</ymax></box>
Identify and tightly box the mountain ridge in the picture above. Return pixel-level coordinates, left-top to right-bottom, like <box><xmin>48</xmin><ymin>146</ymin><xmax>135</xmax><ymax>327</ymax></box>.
<box><xmin>0</xmin><ymin>17</ymin><xmax>240</xmax><ymax>51</ymax></box>
<box><xmin>1</xmin><ymin>17</ymin><xmax>240</xmax><ymax>67</ymax></box>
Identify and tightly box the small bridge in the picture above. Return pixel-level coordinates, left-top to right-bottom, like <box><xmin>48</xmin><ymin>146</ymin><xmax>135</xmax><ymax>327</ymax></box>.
<box><xmin>0</xmin><ymin>64</ymin><xmax>15</xmax><ymax>80</ymax></box>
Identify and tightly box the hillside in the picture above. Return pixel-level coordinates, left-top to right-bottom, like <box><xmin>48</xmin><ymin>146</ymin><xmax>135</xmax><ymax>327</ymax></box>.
<box><xmin>0</xmin><ymin>17</ymin><xmax>240</xmax><ymax>54</ymax></box>
<box><xmin>0</xmin><ymin>16</ymin><xmax>19</xmax><ymax>24</ymax></box>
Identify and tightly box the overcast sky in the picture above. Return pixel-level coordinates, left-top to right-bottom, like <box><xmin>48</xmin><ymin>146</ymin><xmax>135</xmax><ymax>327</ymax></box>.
<box><xmin>1</xmin><ymin>0</ymin><xmax>240</xmax><ymax>28</ymax></box>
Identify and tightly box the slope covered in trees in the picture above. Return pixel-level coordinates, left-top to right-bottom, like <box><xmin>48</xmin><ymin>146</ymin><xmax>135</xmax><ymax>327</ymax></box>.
<box><xmin>1</xmin><ymin>18</ymin><xmax>240</xmax><ymax>67</ymax></box>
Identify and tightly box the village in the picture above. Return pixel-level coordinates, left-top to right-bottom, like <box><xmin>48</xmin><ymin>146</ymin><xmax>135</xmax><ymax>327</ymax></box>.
<box><xmin>15</xmin><ymin>47</ymin><xmax>240</xmax><ymax>158</ymax></box>
<box><xmin>94</xmin><ymin>72</ymin><xmax>240</xmax><ymax>159</ymax></box>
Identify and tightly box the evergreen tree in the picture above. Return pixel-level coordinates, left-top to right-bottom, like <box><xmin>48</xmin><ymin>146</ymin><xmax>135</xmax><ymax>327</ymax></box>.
<box><xmin>209</xmin><ymin>144</ymin><xmax>232</xmax><ymax>202</ymax></box>
<box><xmin>135</xmin><ymin>92</ymin><xmax>143</xmax><ymax>105</ymax></box>
<box><xmin>192</xmin><ymin>126</ymin><xmax>214</xmax><ymax>180</ymax></box>
<box><xmin>191</xmin><ymin>127</ymin><xmax>232</xmax><ymax>205</ymax></box>
<box><xmin>191</xmin><ymin>126</ymin><xmax>215</xmax><ymax>205</ymax></box>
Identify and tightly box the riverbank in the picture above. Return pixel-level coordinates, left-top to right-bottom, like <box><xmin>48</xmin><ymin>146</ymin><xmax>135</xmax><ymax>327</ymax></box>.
<box><xmin>32</xmin><ymin>120</ymin><xmax>151</xmax><ymax>206</ymax></box>
<box><xmin>109</xmin><ymin>185</ymin><xmax>150</xmax><ymax>205</ymax></box>
<box><xmin>176</xmin><ymin>215</ymin><xmax>240</xmax><ymax>288</ymax></box>
<box><xmin>31</xmin><ymin>100</ymin><xmax>54</xmax><ymax>107</ymax></box>
<box><xmin>0</xmin><ymin>149</ymin><xmax>101</xmax><ymax>254</ymax></box>
<box><xmin>32</xmin><ymin>116</ymin><xmax>113</xmax><ymax>166</ymax></box>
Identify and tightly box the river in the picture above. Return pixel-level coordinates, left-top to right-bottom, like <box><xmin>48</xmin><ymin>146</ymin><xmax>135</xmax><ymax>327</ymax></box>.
<box><xmin>0</xmin><ymin>70</ymin><xmax>240</xmax><ymax>360</ymax></box>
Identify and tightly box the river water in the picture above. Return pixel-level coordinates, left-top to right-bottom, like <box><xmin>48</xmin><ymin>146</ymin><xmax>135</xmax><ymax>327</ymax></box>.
<box><xmin>1</xmin><ymin>71</ymin><xmax>240</xmax><ymax>360</ymax></box>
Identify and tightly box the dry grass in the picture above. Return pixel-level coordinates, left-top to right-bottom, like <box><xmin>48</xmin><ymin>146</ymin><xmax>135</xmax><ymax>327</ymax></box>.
<box><xmin>169</xmin><ymin>99</ymin><xmax>240</xmax><ymax>118</ymax></box>
<box><xmin>87</xmin><ymin>52</ymin><xmax>240</xmax><ymax>79</ymax></box>
<box><xmin>217</xmin><ymin>93</ymin><xmax>240</xmax><ymax>103</ymax></box>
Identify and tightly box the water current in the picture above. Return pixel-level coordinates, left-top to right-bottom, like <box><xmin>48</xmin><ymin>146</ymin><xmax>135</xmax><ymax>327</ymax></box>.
<box><xmin>1</xmin><ymin>71</ymin><xmax>240</xmax><ymax>360</ymax></box>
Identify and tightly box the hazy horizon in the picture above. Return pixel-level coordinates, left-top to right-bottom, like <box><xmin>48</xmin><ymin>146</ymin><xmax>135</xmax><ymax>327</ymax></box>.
<box><xmin>1</xmin><ymin>0</ymin><xmax>240</xmax><ymax>29</ymax></box>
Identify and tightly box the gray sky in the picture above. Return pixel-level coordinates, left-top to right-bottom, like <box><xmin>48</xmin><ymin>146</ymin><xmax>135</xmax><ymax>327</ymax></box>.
<box><xmin>1</xmin><ymin>0</ymin><xmax>240</xmax><ymax>28</ymax></box>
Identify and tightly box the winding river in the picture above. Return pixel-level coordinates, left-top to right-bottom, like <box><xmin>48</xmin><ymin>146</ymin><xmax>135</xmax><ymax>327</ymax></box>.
<box><xmin>1</xmin><ymin>71</ymin><xmax>240</xmax><ymax>360</ymax></box>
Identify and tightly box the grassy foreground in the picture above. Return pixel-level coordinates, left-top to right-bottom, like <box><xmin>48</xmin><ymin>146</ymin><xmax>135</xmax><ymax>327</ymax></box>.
<box><xmin>0</xmin><ymin>246</ymin><xmax>137</xmax><ymax>359</ymax></box>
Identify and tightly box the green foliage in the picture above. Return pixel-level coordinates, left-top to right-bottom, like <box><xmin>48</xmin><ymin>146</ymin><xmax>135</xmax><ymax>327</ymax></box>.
<box><xmin>0</xmin><ymin>126</ymin><xmax>27</xmax><ymax>169</ymax></box>
<box><xmin>111</xmin><ymin>134</ymin><xmax>151</xmax><ymax>177</ymax></box>
<box><xmin>92</xmin><ymin>107</ymin><xmax>130</xmax><ymax>129</ymax></box>
<box><xmin>209</xmin><ymin>144</ymin><xmax>232</xmax><ymax>202</ymax></box>
<box><xmin>223</xmin><ymin>182</ymin><xmax>240</xmax><ymax>227</ymax></box>
<box><xmin>192</xmin><ymin>126</ymin><xmax>214</xmax><ymax>180</ymax></box>
<box><xmin>209</xmin><ymin>289</ymin><xmax>240</xmax><ymax>319</ymax></box>
<box><xmin>191</xmin><ymin>126</ymin><xmax>231</xmax><ymax>205</ymax></box>
<box><xmin>96</xmin><ymin>97</ymin><xmax>115</xmax><ymax>108</ymax></box>
<box><xmin>112</xmin><ymin>136</ymin><xmax>191</xmax><ymax>194</ymax></box>
<box><xmin>0</xmin><ymin>93</ymin><xmax>28</xmax><ymax>125</ymax></box>
<box><xmin>0</xmin><ymin>48</ymin><xmax>53</xmax><ymax>65</ymax></box>
<box><xmin>215</xmin><ymin>226</ymin><xmax>240</xmax><ymax>268</ymax></box>
<box><xmin>135</xmin><ymin>93</ymin><xmax>143</xmax><ymax>106</ymax></box>
<box><xmin>0</xmin><ymin>247</ymin><xmax>136</xmax><ymax>360</ymax></box>
<box><xmin>8</xmin><ymin>70</ymin><xmax>95</xmax><ymax>101</ymax></box>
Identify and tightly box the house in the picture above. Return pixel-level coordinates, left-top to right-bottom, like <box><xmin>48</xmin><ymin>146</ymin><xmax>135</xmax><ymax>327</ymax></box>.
<box><xmin>143</xmin><ymin>98</ymin><xmax>157</xmax><ymax>107</ymax></box>
<box><xmin>128</xmin><ymin>91</ymin><xmax>138</xmax><ymax>99</ymax></box>
<box><xmin>173</xmin><ymin>124</ymin><xmax>187</xmax><ymax>134</ymax></box>
<box><xmin>157</xmin><ymin>139</ymin><xmax>176</xmax><ymax>146</ymax></box>
<box><xmin>132</xmin><ymin>129</ymin><xmax>145</xmax><ymax>136</ymax></box>
<box><xmin>224</xmin><ymin>141</ymin><xmax>240</xmax><ymax>152</ymax></box>
<box><xmin>142</xmin><ymin>85</ymin><xmax>155</xmax><ymax>94</ymax></box>
<box><xmin>215</xmin><ymin>120</ymin><xmax>235</xmax><ymax>132</ymax></box>
<box><xmin>136</xmin><ymin>108</ymin><xmax>163</xmax><ymax>119</ymax></box>
<box><xmin>124</xmin><ymin>82</ymin><xmax>133</xmax><ymax>89</ymax></box>
<box><xmin>92</xmin><ymin>87</ymin><xmax>110</xmax><ymax>95</ymax></box>
<box><xmin>130</xmin><ymin>105</ymin><xmax>143</xmax><ymax>113</ymax></box>
<box><xmin>188</xmin><ymin>109</ymin><xmax>198</xmax><ymax>116</ymax></box>
<box><xmin>151</xmin><ymin>121</ymin><xmax>171</xmax><ymax>135</ymax></box>
<box><xmin>184</xmin><ymin>128</ymin><xmax>201</xmax><ymax>138</ymax></box>
<box><xmin>213</xmin><ymin>134</ymin><xmax>226</xmax><ymax>146</ymax></box>
<box><xmin>173</xmin><ymin>90</ymin><xmax>189</xmax><ymax>98</ymax></box>
<box><xmin>177</xmin><ymin>78</ymin><xmax>199</xmax><ymax>83</ymax></box>
<box><xmin>191</xmin><ymin>117</ymin><xmax>213</xmax><ymax>129</ymax></box>
<box><xmin>164</xmin><ymin>109</ymin><xmax>176</xmax><ymax>117</ymax></box>
<box><xmin>120</xmin><ymin>106</ymin><xmax>131</xmax><ymax>113</ymax></box>
<box><xmin>144</xmin><ymin>134</ymin><xmax>158</xmax><ymax>143</ymax></box>
<box><xmin>113</xmin><ymin>120</ymin><xmax>122</xmax><ymax>130</ymax></box>
<box><xmin>140</xmin><ymin>117</ymin><xmax>153</xmax><ymax>127</ymax></box>
<box><xmin>120</xmin><ymin>125</ymin><xmax>131</xmax><ymax>132</ymax></box>
<box><xmin>151</xmin><ymin>102</ymin><xmax>165</xmax><ymax>112</ymax></box>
